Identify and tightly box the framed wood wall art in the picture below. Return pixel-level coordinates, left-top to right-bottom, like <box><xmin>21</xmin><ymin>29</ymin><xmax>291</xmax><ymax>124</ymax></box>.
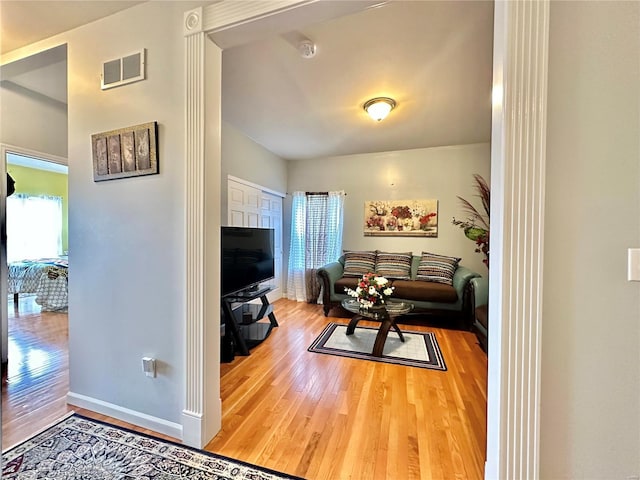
<box><xmin>92</xmin><ymin>121</ymin><xmax>158</xmax><ymax>181</ymax></box>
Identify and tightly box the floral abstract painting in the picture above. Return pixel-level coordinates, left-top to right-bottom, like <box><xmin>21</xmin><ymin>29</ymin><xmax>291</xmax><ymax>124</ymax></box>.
<box><xmin>364</xmin><ymin>199</ymin><xmax>438</xmax><ymax>237</ymax></box>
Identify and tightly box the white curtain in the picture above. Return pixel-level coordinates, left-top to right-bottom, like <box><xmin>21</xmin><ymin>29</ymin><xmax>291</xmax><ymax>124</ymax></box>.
<box><xmin>326</xmin><ymin>191</ymin><xmax>345</xmax><ymax>261</ymax></box>
<box><xmin>7</xmin><ymin>194</ymin><xmax>63</xmax><ymax>262</ymax></box>
<box><xmin>287</xmin><ymin>192</ymin><xmax>307</xmax><ymax>302</ymax></box>
<box><xmin>286</xmin><ymin>191</ymin><xmax>345</xmax><ymax>302</ymax></box>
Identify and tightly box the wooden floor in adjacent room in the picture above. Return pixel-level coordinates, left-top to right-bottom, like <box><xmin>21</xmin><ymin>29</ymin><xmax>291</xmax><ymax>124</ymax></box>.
<box><xmin>2</xmin><ymin>295</ymin><xmax>487</xmax><ymax>480</ymax></box>
<box><xmin>1</xmin><ymin>295</ymin><xmax>176</xmax><ymax>449</ymax></box>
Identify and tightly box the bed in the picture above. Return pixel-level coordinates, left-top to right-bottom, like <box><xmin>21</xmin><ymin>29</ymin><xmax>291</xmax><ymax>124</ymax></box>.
<box><xmin>8</xmin><ymin>257</ymin><xmax>68</xmax><ymax>312</ymax></box>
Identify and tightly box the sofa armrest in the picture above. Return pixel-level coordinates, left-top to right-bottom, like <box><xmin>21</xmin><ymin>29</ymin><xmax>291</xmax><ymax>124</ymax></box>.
<box><xmin>317</xmin><ymin>261</ymin><xmax>345</xmax><ymax>316</ymax></box>
<box><xmin>317</xmin><ymin>261</ymin><xmax>344</xmax><ymax>289</ymax></box>
<box><xmin>469</xmin><ymin>276</ymin><xmax>489</xmax><ymax>351</ymax></box>
<box><xmin>452</xmin><ymin>266</ymin><xmax>480</xmax><ymax>297</ymax></box>
<box><xmin>452</xmin><ymin>266</ymin><xmax>481</xmax><ymax>330</ymax></box>
<box><xmin>470</xmin><ymin>276</ymin><xmax>489</xmax><ymax>309</ymax></box>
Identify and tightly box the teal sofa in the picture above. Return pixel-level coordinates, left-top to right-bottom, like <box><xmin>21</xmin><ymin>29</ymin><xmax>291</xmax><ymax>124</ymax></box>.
<box><xmin>317</xmin><ymin>254</ymin><xmax>481</xmax><ymax>329</ymax></box>
<box><xmin>469</xmin><ymin>276</ymin><xmax>489</xmax><ymax>351</ymax></box>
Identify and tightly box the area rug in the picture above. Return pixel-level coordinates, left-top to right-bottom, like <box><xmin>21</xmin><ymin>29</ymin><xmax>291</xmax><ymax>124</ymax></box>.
<box><xmin>308</xmin><ymin>322</ymin><xmax>446</xmax><ymax>371</ymax></box>
<box><xmin>1</xmin><ymin>413</ymin><xmax>304</xmax><ymax>480</ymax></box>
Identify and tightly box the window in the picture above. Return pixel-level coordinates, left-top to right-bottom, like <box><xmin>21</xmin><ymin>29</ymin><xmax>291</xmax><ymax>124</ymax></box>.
<box><xmin>6</xmin><ymin>194</ymin><xmax>63</xmax><ymax>262</ymax></box>
<box><xmin>287</xmin><ymin>191</ymin><xmax>345</xmax><ymax>302</ymax></box>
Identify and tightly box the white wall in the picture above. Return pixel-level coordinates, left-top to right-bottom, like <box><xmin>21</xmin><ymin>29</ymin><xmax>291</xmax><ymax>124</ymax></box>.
<box><xmin>286</xmin><ymin>143</ymin><xmax>491</xmax><ymax>274</ymax></box>
<box><xmin>542</xmin><ymin>2</ymin><xmax>640</xmax><ymax>478</ymax></box>
<box><xmin>1</xmin><ymin>1</ymin><xmax>207</xmax><ymax>431</ymax></box>
<box><xmin>0</xmin><ymin>54</ymin><xmax>67</xmax><ymax>158</ymax></box>
<box><xmin>220</xmin><ymin>121</ymin><xmax>287</xmax><ymax>219</ymax></box>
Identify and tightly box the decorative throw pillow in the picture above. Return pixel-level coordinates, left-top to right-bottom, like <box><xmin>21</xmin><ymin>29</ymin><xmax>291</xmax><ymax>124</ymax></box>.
<box><xmin>375</xmin><ymin>252</ymin><xmax>412</xmax><ymax>280</ymax></box>
<box><xmin>343</xmin><ymin>250</ymin><xmax>377</xmax><ymax>277</ymax></box>
<box><xmin>416</xmin><ymin>252</ymin><xmax>461</xmax><ymax>285</ymax></box>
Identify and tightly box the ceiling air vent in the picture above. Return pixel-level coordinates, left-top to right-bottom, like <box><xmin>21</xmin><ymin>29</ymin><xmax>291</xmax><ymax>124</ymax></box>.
<box><xmin>101</xmin><ymin>49</ymin><xmax>145</xmax><ymax>90</ymax></box>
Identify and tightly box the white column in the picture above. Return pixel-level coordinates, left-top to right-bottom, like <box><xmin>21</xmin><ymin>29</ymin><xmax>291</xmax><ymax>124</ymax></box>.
<box><xmin>486</xmin><ymin>1</ymin><xmax>549</xmax><ymax>479</ymax></box>
<box><xmin>180</xmin><ymin>0</ymin><xmax>310</xmax><ymax>450</ymax></box>
<box><xmin>182</xmin><ymin>7</ymin><xmax>221</xmax><ymax>448</ymax></box>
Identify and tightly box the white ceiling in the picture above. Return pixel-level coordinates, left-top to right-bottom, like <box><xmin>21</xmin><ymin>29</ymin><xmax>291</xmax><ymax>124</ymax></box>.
<box><xmin>222</xmin><ymin>1</ymin><xmax>494</xmax><ymax>160</ymax></box>
<box><xmin>0</xmin><ymin>43</ymin><xmax>67</xmax><ymax>105</ymax></box>
<box><xmin>0</xmin><ymin>1</ymin><xmax>145</xmax><ymax>55</ymax></box>
<box><xmin>0</xmin><ymin>1</ymin><xmax>494</xmax><ymax>162</ymax></box>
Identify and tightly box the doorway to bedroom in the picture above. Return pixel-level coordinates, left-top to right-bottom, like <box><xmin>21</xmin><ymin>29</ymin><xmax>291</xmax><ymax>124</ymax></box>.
<box><xmin>1</xmin><ymin>147</ymin><xmax>70</xmax><ymax>445</ymax></box>
<box><xmin>1</xmin><ymin>43</ymin><xmax>70</xmax><ymax>447</ymax></box>
<box><xmin>5</xmin><ymin>151</ymin><xmax>69</xmax><ymax>311</ymax></box>
<box><xmin>1</xmin><ymin>147</ymin><xmax>70</xmax><ymax>447</ymax></box>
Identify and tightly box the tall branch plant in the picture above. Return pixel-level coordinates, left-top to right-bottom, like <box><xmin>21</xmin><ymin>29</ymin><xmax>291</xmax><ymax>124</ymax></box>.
<box><xmin>452</xmin><ymin>174</ymin><xmax>490</xmax><ymax>268</ymax></box>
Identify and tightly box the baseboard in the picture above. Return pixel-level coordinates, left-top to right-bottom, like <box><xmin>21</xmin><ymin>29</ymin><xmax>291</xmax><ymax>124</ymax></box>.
<box><xmin>67</xmin><ymin>392</ymin><xmax>183</xmax><ymax>440</ymax></box>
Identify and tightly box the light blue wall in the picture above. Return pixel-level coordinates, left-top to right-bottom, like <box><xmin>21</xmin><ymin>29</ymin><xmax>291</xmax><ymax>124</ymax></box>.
<box><xmin>541</xmin><ymin>1</ymin><xmax>640</xmax><ymax>477</ymax></box>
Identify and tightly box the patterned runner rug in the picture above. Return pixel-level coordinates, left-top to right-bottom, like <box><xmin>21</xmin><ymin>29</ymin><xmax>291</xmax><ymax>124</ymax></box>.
<box><xmin>2</xmin><ymin>413</ymin><xmax>304</xmax><ymax>480</ymax></box>
<box><xmin>308</xmin><ymin>322</ymin><xmax>447</xmax><ymax>371</ymax></box>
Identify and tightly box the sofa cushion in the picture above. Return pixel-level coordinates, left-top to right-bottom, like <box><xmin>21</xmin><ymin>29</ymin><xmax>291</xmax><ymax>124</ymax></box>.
<box><xmin>335</xmin><ymin>276</ymin><xmax>362</xmax><ymax>293</ymax></box>
<box><xmin>375</xmin><ymin>252</ymin><xmax>412</xmax><ymax>280</ymax></box>
<box><xmin>391</xmin><ymin>280</ymin><xmax>458</xmax><ymax>303</ymax></box>
<box><xmin>416</xmin><ymin>252</ymin><xmax>461</xmax><ymax>285</ymax></box>
<box><xmin>342</xmin><ymin>250</ymin><xmax>377</xmax><ymax>277</ymax></box>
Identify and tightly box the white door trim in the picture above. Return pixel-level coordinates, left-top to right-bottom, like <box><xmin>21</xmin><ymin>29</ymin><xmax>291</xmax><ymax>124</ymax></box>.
<box><xmin>0</xmin><ymin>146</ymin><xmax>8</xmax><ymax>365</ymax></box>
<box><xmin>227</xmin><ymin>175</ymin><xmax>285</xmax><ymax>199</ymax></box>
<box><xmin>485</xmin><ymin>1</ymin><xmax>549</xmax><ymax>478</ymax></box>
<box><xmin>2</xmin><ymin>143</ymin><xmax>68</xmax><ymax>167</ymax></box>
<box><xmin>182</xmin><ymin>13</ymin><xmax>223</xmax><ymax>447</ymax></box>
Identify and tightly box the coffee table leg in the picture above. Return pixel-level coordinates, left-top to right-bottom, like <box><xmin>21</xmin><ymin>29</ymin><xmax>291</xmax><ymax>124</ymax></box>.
<box><xmin>346</xmin><ymin>315</ymin><xmax>363</xmax><ymax>335</ymax></box>
<box><xmin>392</xmin><ymin>320</ymin><xmax>405</xmax><ymax>342</ymax></box>
<box><xmin>372</xmin><ymin>319</ymin><xmax>393</xmax><ymax>357</ymax></box>
<box><xmin>372</xmin><ymin>317</ymin><xmax>405</xmax><ymax>357</ymax></box>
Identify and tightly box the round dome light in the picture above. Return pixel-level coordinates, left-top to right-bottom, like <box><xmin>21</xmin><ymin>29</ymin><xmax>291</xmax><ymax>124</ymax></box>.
<box><xmin>363</xmin><ymin>97</ymin><xmax>396</xmax><ymax>121</ymax></box>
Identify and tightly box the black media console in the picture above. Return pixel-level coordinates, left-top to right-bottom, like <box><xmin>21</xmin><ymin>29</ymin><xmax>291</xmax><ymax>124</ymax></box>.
<box><xmin>221</xmin><ymin>286</ymin><xmax>278</xmax><ymax>357</ymax></box>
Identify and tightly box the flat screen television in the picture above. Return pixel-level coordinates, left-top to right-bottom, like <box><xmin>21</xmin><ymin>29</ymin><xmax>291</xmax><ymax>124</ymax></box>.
<box><xmin>221</xmin><ymin>226</ymin><xmax>275</xmax><ymax>297</ymax></box>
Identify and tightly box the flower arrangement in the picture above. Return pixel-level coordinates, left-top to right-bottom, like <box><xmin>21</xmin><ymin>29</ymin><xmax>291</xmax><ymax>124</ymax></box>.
<box><xmin>419</xmin><ymin>212</ymin><xmax>437</xmax><ymax>231</ymax></box>
<box><xmin>366</xmin><ymin>215</ymin><xmax>385</xmax><ymax>230</ymax></box>
<box><xmin>391</xmin><ymin>205</ymin><xmax>412</xmax><ymax>219</ymax></box>
<box><xmin>345</xmin><ymin>273</ymin><xmax>395</xmax><ymax>308</ymax></box>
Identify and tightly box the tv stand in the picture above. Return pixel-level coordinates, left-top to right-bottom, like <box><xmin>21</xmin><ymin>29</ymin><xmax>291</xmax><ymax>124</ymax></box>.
<box><xmin>221</xmin><ymin>287</ymin><xmax>278</xmax><ymax>356</ymax></box>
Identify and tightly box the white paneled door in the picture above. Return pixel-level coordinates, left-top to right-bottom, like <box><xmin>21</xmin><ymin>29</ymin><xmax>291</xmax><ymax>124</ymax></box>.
<box><xmin>259</xmin><ymin>191</ymin><xmax>283</xmax><ymax>300</ymax></box>
<box><xmin>228</xmin><ymin>180</ymin><xmax>260</xmax><ymax>228</ymax></box>
<box><xmin>227</xmin><ymin>177</ymin><xmax>283</xmax><ymax>302</ymax></box>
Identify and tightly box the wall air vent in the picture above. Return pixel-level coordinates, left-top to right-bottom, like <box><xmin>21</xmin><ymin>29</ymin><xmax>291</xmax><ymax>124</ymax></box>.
<box><xmin>101</xmin><ymin>49</ymin><xmax>145</xmax><ymax>90</ymax></box>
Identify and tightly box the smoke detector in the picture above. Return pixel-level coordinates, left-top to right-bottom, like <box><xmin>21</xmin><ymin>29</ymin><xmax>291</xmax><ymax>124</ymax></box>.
<box><xmin>298</xmin><ymin>40</ymin><xmax>316</xmax><ymax>59</ymax></box>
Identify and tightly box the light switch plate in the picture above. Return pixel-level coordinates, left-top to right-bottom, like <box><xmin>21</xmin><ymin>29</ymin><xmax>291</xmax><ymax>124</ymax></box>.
<box><xmin>628</xmin><ymin>248</ymin><xmax>640</xmax><ymax>281</ymax></box>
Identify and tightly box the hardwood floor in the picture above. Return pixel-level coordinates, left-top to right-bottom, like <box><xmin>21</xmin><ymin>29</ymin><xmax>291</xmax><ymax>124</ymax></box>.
<box><xmin>213</xmin><ymin>301</ymin><xmax>487</xmax><ymax>479</ymax></box>
<box><xmin>2</xmin><ymin>294</ymin><xmax>71</xmax><ymax>448</ymax></box>
<box><xmin>2</xmin><ymin>295</ymin><xmax>487</xmax><ymax>479</ymax></box>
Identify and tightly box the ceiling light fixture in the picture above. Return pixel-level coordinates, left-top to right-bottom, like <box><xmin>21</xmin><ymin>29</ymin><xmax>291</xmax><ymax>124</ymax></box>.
<box><xmin>363</xmin><ymin>97</ymin><xmax>396</xmax><ymax>121</ymax></box>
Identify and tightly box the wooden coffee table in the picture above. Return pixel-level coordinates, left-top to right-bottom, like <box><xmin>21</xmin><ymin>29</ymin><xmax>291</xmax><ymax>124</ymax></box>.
<box><xmin>341</xmin><ymin>299</ymin><xmax>414</xmax><ymax>357</ymax></box>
